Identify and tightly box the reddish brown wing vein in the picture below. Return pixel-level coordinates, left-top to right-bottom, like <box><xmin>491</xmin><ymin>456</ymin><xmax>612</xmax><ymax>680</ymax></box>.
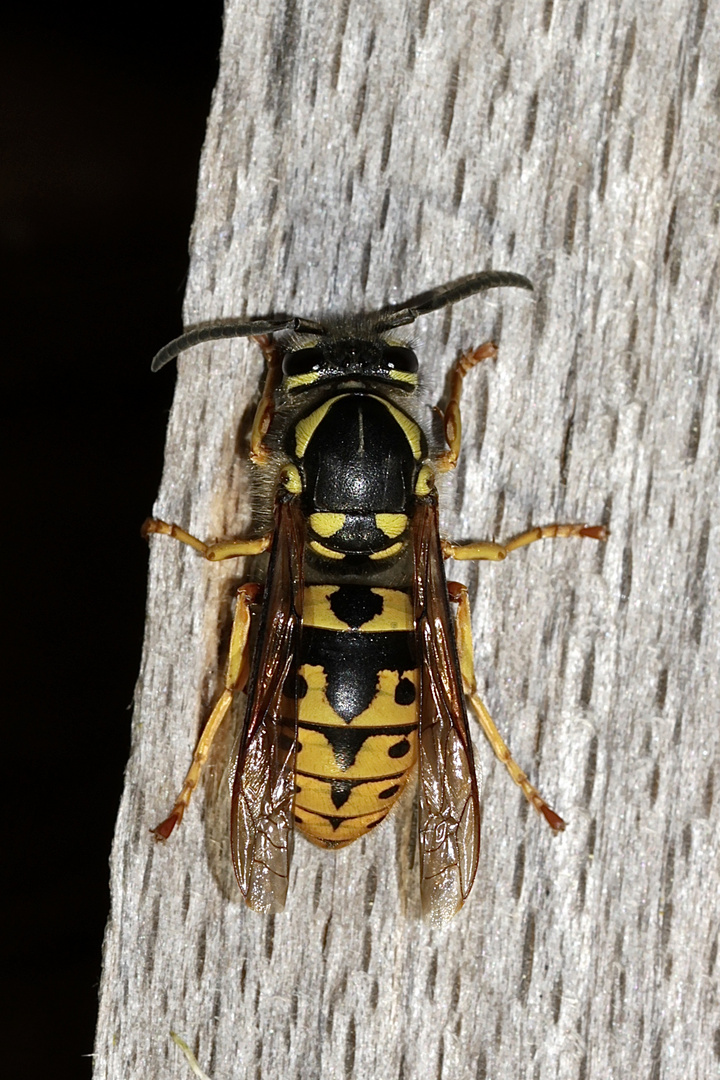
<box><xmin>231</xmin><ymin>495</ymin><xmax>304</xmax><ymax>913</ymax></box>
<box><xmin>413</xmin><ymin>499</ymin><xmax>481</xmax><ymax>924</ymax></box>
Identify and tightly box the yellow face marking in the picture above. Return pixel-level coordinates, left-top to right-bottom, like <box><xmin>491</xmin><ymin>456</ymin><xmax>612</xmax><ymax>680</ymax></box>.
<box><xmin>280</xmin><ymin>463</ymin><xmax>302</xmax><ymax>494</ymax></box>
<box><xmin>388</xmin><ymin>370</ymin><xmax>418</xmax><ymax>385</ymax></box>
<box><xmin>309</xmin><ymin>540</ymin><xmax>346</xmax><ymax>560</ymax></box>
<box><xmin>414</xmin><ymin>463</ymin><xmax>436</xmax><ymax>496</ymax></box>
<box><xmin>371</xmin><ymin>397</ymin><xmax>423</xmax><ymax>459</ymax></box>
<box><xmin>309</xmin><ymin>512</ymin><xmax>346</xmax><ymax>538</ymax></box>
<box><xmin>375</xmin><ymin>513</ymin><xmax>407</xmax><ymax>539</ymax></box>
<box><xmin>283</xmin><ymin>370</ymin><xmax>322</xmax><ymax>391</ymax></box>
<box><xmin>369</xmin><ymin>542</ymin><xmax>405</xmax><ymax>560</ymax></box>
<box><xmin>294</xmin><ymin>395</ymin><xmax>348</xmax><ymax>459</ymax></box>
<box><xmin>296</xmin><ymin>665</ymin><xmax>419</xmax><ymax>728</ymax></box>
<box><xmin>302</xmin><ymin>586</ymin><xmax>413</xmax><ymax>631</ymax></box>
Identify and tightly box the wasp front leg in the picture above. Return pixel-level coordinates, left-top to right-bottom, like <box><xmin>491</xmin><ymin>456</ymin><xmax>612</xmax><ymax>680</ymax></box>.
<box><xmin>249</xmin><ymin>333</ymin><xmax>284</xmax><ymax>465</ymax></box>
<box><xmin>447</xmin><ymin>580</ymin><xmax>565</xmax><ymax>831</ymax></box>
<box><xmin>435</xmin><ymin>341</ymin><xmax>498</xmax><ymax>473</ymax></box>
<box><xmin>153</xmin><ymin>582</ymin><xmax>261</xmax><ymax>839</ymax></box>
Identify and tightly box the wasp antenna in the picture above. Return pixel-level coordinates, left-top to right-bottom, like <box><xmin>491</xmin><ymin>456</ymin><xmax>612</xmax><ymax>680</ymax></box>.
<box><xmin>373</xmin><ymin>270</ymin><xmax>534</xmax><ymax>332</ymax></box>
<box><xmin>151</xmin><ymin>316</ymin><xmax>326</xmax><ymax>372</ymax></box>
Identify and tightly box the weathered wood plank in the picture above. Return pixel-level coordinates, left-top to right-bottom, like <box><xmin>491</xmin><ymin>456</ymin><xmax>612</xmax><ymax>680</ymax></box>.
<box><xmin>95</xmin><ymin>2</ymin><xmax>720</xmax><ymax>1078</ymax></box>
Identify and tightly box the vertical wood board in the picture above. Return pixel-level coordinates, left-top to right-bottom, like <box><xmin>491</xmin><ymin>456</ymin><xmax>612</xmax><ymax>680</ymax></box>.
<box><xmin>95</xmin><ymin>2</ymin><xmax>720</xmax><ymax>1078</ymax></box>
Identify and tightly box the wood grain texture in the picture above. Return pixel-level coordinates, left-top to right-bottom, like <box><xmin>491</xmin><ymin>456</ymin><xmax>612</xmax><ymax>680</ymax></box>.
<box><xmin>94</xmin><ymin>1</ymin><xmax>720</xmax><ymax>1078</ymax></box>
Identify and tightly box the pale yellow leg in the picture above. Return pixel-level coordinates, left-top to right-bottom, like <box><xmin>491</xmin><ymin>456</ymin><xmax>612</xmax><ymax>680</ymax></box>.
<box><xmin>447</xmin><ymin>580</ymin><xmax>565</xmax><ymax>832</ymax></box>
<box><xmin>153</xmin><ymin>582</ymin><xmax>260</xmax><ymax>839</ymax></box>
<box><xmin>435</xmin><ymin>342</ymin><xmax>498</xmax><ymax>473</ymax></box>
<box><xmin>143</xmin><ymin>518</ymin><xmax>272</xmax><ymax>560</ymax></box>
<box><xmin>442</xmin><ymin>521</ymin><xmax>609</xmax><ymax>561</ymax></box>
<box><xmin>249</xmin><ymin>333</ymin><xmax>284</xmax><ymax>465</ymax></box>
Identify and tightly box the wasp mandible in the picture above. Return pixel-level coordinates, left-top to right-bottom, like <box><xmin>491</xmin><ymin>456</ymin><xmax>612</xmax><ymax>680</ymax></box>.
<box><xmin>145</xmin><ymin>271</ymin><xmax>608</xmax><ymax>924</ymax></box>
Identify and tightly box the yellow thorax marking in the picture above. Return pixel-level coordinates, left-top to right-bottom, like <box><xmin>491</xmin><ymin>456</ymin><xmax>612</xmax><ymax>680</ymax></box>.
<box><xmin>294</xmin><ymin>394</ymin><xmax>421</xmax><ymax>461</ymax></box>
<box><xmin>294</xmin><ymin>395</ymin><xmax>348</xmax><ymax>459</ymax></box>
<box><xmin>371</xmin><ymin>397</ymin><xmax>423</xmax><ymax>460</ymax></box>
<box><xmin>309</xmin><ymin>512</ymin><xmax>346</xmax><ymax>537</ymax></box>
<box><xmin>280</xmin><ymin>463</ymin><xmax>302</xmax><ymax>494</ymax></box>
<box><xmin>369</xmin><ymin>542</ymin><xmax>405</xmax><ymax>560</ymax></box>
<box><xmin>309</xmin><ymin>541</ymin><xmax>346</xmax><ymax>560</ymax></box>
<box><xmin>375</xmin><ymin>513</ymin><xmax>407</xmax><ymax>539</ymax></box>
<box><xmin>414</xmin><ymin>463</ymin><xmax>435</xmax><ymax>496</ymax></box>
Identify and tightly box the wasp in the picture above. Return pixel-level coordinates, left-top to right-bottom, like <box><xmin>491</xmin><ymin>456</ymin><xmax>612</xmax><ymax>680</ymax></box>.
<box><xmin>144</xmin><ymin>271</ymin><xmax>608</xmax><ymax>924</ymax></box>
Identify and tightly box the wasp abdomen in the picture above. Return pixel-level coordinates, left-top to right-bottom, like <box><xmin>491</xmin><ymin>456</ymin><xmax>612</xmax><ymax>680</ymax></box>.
<box><xmin>290</xmin><ymin>585</ymin><xmax>419</xmax><ymax>847</ymax></box>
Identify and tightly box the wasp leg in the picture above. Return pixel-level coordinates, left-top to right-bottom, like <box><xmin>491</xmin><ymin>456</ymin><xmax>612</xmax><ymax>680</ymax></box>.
<box><xmin>442</xmin><ymin>521</ymin><xmax>609</xmax><ymax>561</ymax></box>
<box><xmin>435</xmin><ymin>341</ymin><xmax>498</xmax><ymax>474</ymax></box>
<box><xmin>447</xmin><ymin>580</ymin><xmax>565</xmax><ymax>832</ymax></box>
<box><xmin>153</xmin><ymin>582</ymin><xmax>261</xmax><ymax>839</ymax></box>
<box><xmin>250</xmin><ymin>333</ymin><xmax>284</xmax><ymax>465</ymax></box>
<box><xmin>143</xmin><ymin>518</ymin><xmax>272</xmax><ymax>560</ymax></box>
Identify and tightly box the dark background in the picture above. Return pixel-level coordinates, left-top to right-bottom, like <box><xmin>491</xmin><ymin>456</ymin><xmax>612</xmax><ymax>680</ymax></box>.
<box><xmin>1</xmin><ymin>3</ymin><xmax>223</xmax><ymax>1075</ymax></box>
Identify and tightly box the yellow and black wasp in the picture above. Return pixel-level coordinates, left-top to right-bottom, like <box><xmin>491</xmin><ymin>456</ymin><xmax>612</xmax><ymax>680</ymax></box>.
<box><xmin>145</xmin><ymin>271</ymin><xmax>607</xmax><ymax>924</ymax></box>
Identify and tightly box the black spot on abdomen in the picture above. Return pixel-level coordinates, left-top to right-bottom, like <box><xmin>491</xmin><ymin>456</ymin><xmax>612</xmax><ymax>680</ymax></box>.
<box><xmin>394</xmin><ymin>677</ymin><xmax>416</xmax><ymax>705</ymax></box>
<box><xmin>330</xmin><ymin>585</ymin><xmax>384</xmax><ymax>628</ymax></box>
<box><xmin>331</xmin><ymin>779</ymin><xmax>352</xmax><ymax>809</ymax></box>
<box><xmin>302</xmin><ymin>626</ymin><xmax>415</xmax><ymax>723</ymax></box>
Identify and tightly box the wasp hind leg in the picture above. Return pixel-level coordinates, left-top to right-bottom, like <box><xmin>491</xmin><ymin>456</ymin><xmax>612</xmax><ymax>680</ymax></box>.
<box><xmin>447</xmin><ymin>580</ymin><xmax>565</xmax><ymax>832</ymax></box>
<box><xmin>153</xmin><ymin>582</ymin><xmax>261</xmax><ymax>839</ymax></box>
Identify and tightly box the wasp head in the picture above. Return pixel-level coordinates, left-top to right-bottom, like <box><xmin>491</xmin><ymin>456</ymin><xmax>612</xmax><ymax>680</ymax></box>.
<box><xmin>281</xmin><ymin>332</ymin><xmax>419</xmax><ymax>393</ymax></box>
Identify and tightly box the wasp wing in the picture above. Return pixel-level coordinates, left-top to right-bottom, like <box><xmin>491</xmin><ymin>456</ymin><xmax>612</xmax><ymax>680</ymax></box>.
<box><xmin>231</xmin><ymin>494</ymin><xmax>304</xmax><ymax>913</ymax></box>
<box><xmin>413</xmin><ymin>498</ymin><xmax>481</xmax><ymax>924</ymax></box>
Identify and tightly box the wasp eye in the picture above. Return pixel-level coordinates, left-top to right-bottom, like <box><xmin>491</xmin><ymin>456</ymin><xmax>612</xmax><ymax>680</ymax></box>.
<box><xmin>382</xmin><ymin>345</ymin><xmax>418</xmax><ymax>374</ymax></box>
<box><xmin>283</xmin><ymin>346</ymin><xmax>324</xmax><ymax>377</ymax></box>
